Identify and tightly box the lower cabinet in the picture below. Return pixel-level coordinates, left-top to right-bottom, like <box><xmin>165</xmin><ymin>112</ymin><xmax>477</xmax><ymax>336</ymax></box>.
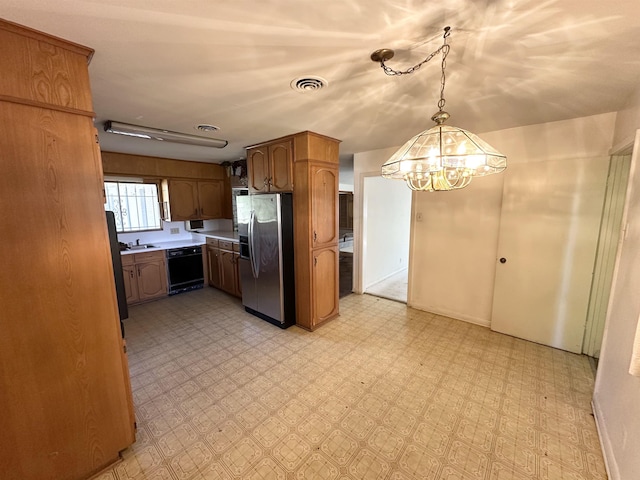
<box><xmin>122</xmin><ymin>251</ymin><xmax>168</xmax><ymax>304</ymax></box>
<box><xmin>207</xmin><ymin>238</ymin><xmax>241</xmax><ymax>298</ymax></box>
<box><xmin>312</xmin><ymin>246</ymin><xmax>339</xmax><ymax>326</ymax></box>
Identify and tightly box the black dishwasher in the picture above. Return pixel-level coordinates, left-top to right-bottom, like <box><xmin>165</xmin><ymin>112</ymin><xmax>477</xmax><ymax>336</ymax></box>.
<box><xmin>166</xmin><ymin>246</ymin><xmax>204</xmax><ymax>295</ymax></box>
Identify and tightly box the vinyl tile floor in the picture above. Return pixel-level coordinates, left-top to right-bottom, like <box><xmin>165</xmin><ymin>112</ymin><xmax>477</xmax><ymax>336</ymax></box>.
<box><xmin>95</xmin><ymin>288</ymin><xmax>607</xmax><ymax>480</ymax></box>
<box><xmin>365</xmin><ymin>269</ymin><xmax>408</xmax><ymax>303</ymax></box>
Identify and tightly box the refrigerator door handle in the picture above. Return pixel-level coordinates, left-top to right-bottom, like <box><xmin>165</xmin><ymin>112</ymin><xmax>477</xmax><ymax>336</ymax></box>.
<box><xmin>248</xmin><ymin>210</ymin><xmax>258</xmax><ymax>278</ymax></box>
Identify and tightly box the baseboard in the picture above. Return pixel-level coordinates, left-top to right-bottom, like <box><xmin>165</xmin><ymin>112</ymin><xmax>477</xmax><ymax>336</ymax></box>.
<box><xmin>406</xmin><ymin>302</ymin><xmax>491</xmax><ymax>328</ymax></box>
<box><xmin>592</xmin><ymin>398</ymin><xmax>619</xmax><ymax>480</ymax></box>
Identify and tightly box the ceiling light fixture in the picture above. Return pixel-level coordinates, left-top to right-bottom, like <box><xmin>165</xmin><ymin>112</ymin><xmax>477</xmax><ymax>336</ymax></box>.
<box><xmin>371</xmin><ymin>27</ymin><xmax>506</xmax><ymax>192</ymax></box>
<box><xmin>104</xmin><ymin>121</ymin><xmax>228</xmax><ymax>148</ymax></box>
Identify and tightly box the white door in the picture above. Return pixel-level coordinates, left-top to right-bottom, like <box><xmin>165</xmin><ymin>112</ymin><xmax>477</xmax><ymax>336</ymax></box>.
<box><xmin>491</xmin><ymin>156</ymin><xmax>609</xmax><ymax>353</ymax></box>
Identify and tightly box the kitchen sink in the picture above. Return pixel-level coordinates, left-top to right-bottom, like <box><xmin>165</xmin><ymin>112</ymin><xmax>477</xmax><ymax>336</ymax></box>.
<box><xmin>127</xmin><ymin>244</ymin><xmax>157</xmax><ymax>250</ymax></box>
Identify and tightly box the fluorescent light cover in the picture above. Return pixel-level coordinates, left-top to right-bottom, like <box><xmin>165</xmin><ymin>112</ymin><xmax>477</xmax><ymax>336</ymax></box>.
<box><xmin>104</xmin><ymin>121</ymin><xmax>228</xmax><ymax>148</ymax></box>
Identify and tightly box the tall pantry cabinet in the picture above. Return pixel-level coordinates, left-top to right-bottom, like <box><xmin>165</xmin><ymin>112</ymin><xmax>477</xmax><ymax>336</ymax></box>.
<box><xmin>246</xmin><ymin>131</ymin><xmax>341</xmax><ymax>331</ymax></box>
<box><xmin>0</xmin><ymin>19</ymin><xmax>135</xmax><ymax>480</ymax></box>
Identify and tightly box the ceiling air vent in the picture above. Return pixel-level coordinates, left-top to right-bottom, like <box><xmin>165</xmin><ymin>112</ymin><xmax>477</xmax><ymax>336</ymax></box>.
<box><xmin>290</xmin><ymin>76</ymin><xmax>328</xmax><ymax>92</ymax></box>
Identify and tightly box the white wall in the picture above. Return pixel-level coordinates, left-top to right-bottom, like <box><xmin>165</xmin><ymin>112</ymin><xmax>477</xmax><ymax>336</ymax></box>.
<box><xmin>362</xmin><ymin>176</ymin><xmax>411</xmax><ymax>290</ymax></box>
<box><xmin>410</xmin><ymin>113</ymin><xmax>614</xmax><ymax>326</ymax></box>
<box><xmin>592</xmin><ymin>86</ymin><xmax>640</xmax><ymax>480</ymax></box>
<box><xmin>353</xmin><ymin>146</ymin><xmax>406</xmax><ymax>293</ymax></box>
<box><xmin>118</xmin><ymin>218</ymin><xmax>232</xmax><ymax>245</ymax></box>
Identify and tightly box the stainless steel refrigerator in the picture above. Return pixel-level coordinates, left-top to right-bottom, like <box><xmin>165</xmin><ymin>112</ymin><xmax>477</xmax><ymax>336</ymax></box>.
<box><xmin>237</xmin><ymin>193</ymin><xmax>296</xmax><ymax>328</ymax></box>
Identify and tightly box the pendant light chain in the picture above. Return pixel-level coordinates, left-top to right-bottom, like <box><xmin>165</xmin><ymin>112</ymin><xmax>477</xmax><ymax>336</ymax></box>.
<box><xmin>378</xmin><ymin>26</ymin><xmax>451</xmax><ymax>82</ymax></box>
<box><xmin>438</xmin><ymin>28</ymin><xmax>450</xmax><ymax>112</ymax></box>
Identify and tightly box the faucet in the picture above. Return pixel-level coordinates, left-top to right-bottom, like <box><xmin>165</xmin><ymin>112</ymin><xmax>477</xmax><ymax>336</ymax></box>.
<box><xmin>136</xmin><ymin>239</ymin><xmax>140</xmax><ymax>246</ymax></box>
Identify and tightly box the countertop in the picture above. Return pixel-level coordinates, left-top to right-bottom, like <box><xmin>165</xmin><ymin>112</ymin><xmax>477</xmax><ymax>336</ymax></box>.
<box><xmin>120</xmin><ymin>230</ymin><xmax>238</xmax><ymax>255</ymax></box>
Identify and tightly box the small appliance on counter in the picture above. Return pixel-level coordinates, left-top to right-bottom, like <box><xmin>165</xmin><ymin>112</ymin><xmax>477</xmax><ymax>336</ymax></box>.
<box><xmin>237</xmin><ymin>193</ymin><xmax>295</xmax><ymax>328</ymax></box>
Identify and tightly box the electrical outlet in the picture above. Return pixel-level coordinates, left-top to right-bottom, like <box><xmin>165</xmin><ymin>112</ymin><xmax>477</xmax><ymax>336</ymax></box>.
<box><xmin>170</xmin><ymin>228</ymin><xmax>180</xmax><ymax>234</ymax></box>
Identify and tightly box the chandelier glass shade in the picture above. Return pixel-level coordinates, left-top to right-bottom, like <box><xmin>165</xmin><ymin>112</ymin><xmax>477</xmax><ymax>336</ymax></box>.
<box><xmin>381</xmin><ymin>115</ymin><xmax>507</xmax><ymax>191</ymax></box>
<box><xmin>373</xmin><ymin>27</ymin><xmax>506</xmax><ymax>192</ymax></box>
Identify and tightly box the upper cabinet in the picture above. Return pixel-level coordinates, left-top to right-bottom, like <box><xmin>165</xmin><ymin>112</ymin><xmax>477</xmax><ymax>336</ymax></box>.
<box><xmin>310</xmin><ymin>165</ymin><xmax>339</xmax><ymax>247</ymax></box>
<box><xmin>247</xmin><ymin>139</ymin><xmax>293</xmax><ymax>193</ymax></box>
<box><xmin>166</xmin><ymin>179</ymin><xmax>224</xmax><ymax>221</ymax></box>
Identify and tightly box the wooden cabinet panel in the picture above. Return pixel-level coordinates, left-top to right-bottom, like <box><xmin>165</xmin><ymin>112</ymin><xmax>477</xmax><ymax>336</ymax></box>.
<box><xmin>219</xmin><ymin>249</ymin><xmax>237</xmax><ymax>295</ymax></box>
<box><xmin>198</xmin><ymin>180</ymin><xmax>223</xmax><ymax>219</ymax></box>
<box><xmin>0</xmin><ymin>20</ymin><xmax>135</xmax><ymax>480</ymax></box>
<box><xmin>208</xmin><ymin>246</ymin><xmax>221</xmax><ymax>289</ymax></box>
<box><xmin>269</xmin><ymin>141</ymin><xmax>293</xmax><ymax>191</ymax></box>
<box><xmin>124</xmin><ymin>251</ymin><xmax>167</xmax><ymax>304</ymax></box>
<box><xmin>168</xmin><ymin>179</ymin><xmax>199</xmax><ymax>220</ymax></box>
<box><xmin>137</xmin><ymin>260</ymin><xmax>168</xmax><ymax>300</ymax></box>
<box><xmin>247</xmin><ymin>140</ymin><xmax>293</xmax><ymax>193</ymax></box>
<box><xmin>122</xmin><ymin>265</ymin><xmax>139</xmax><ymax>304</ymax></box>
<box><xmin>248</xmin><ymin>147</ymin><xmax>269</xmax><ymax>193</ymax></box>
<box><xmin>207</xmin><ymin>241</ymin><xmax>241</xmax><ymax>297</ymax></box>
<box><xmin>311</xmin><ymin>165</ymin><xmax>338</xmax><ymax>247</ymax></box>
<box><xmin>168</xmin><ymin>179</ymin><xmax>224</xmax><ymax>221</ymax></box>
<box><xmin>313</xmin><ymin>247</ymin><xmax>339</xmax><ymax>324</ymax></box>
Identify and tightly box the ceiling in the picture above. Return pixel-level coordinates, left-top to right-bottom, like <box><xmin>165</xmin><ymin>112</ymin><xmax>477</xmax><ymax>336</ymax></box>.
<box><xmin>3</xmin><ymin>0</ymin><xmax>640</xmax><ymax>164</ymax></box>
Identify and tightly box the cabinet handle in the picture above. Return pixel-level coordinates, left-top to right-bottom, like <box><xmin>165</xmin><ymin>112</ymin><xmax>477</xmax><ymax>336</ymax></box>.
<box><xmin>130</xmin><ymin>270</ymin><xmax>134</xmax><ymax>279</ymax></box>
<box><xmin>314</xmin><ymin>257</ymin><xmax>317</xmax><ymax>266</ymax></box>
<box><xmin>313</xmin><ymin>231</ymin><xmax>317</xmax><ymax>242</ymax></box>
<box><xmin>268</xmin><ymin>176</ymin><xmax>273</xmax><ymax>186</ymax></box>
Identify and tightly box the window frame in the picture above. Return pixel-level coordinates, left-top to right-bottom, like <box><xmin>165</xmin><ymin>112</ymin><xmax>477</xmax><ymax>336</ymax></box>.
<box><xmin>104</xmin><ymin>178</ymin><xmax>164</xmax><ymax>233</ymax></box>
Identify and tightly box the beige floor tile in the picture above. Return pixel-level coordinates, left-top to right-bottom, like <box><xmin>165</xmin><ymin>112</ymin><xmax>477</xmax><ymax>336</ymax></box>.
<box><xmin>97</xmin><ymin>288</ymin><xmax>607</xmax><ymax>480</ymax></box>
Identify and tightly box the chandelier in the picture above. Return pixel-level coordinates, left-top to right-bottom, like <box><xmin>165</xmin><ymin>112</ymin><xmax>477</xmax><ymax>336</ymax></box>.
<box><xmin>371</xmin><ymin>27</ymin><xmax>506</xmax><ymax>192</ymax></box>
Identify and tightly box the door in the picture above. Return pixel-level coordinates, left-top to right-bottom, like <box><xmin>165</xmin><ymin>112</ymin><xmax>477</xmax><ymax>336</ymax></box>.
<box><xmin>137</xmin><ymin>260</ymin><xmax>168</xmax><ymax>300</ymax></box>
<box><xmin>491</xmin><ymin>156</ymin><xmax>609</xmax><ymax>352</ymax></box>
<box><xmin>219</xmin><ymin>249</ymin><xmax>237</xmax><ymax>295</ymax></box>
<box><xmin>313</xmin><ymin>246</ymin><xmax>339</xmax><ymax>325</ymax></box>
<box><xmin>169</xmin><ymin>180</ymin><xmax>199</xmax><ymax>220</ymax></box>
<box><xmin>208</xmin><ymin>246</ymin><xmax>221</xmax><ymax>288</ymax></box>
<box><xmin>253</xmin><ymin>194</ymin><xmax>284</xmax><ymax>322</ymax></box>
<box><xmin>248</xmin><ymin>148</ymin><xmax>269</xmax><ymax>193</ymax></box>
<box><xmin>198</xmin><ymin>181</ymin><xmax>223</xmax><ymax>219</ymax></box>
<box><xmin>583</xmin><ymin>154</ymin><xmax>632</xmax><ymax>358</ymax></box>
<box><xmin>269</xmin><ymin>141</ymin><xmax>293</xmax><ymax>191</ymax></box>
<box><xmin>311</xmin><ymin>165</ymin><xmax>338</xmax><ymax>247</ymax></box>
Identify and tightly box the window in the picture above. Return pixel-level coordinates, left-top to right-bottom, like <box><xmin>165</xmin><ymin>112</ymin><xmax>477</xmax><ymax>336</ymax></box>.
<box><xmin>104</xmin><ymin>181</ymin><xmax>162</xmax><ymax>232</ymax></box>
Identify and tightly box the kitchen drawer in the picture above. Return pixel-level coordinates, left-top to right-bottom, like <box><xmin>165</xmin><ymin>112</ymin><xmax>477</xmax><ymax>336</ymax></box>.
<box><xmin>206</xmin><ymin>237</ymin><xmax>219</xmax><ymax>247</ymax></box>
<box><xmin>219</xmin><ymin>240</ymin><xmax>235</xmax><ymax>251</ymax></box>
<box><xmin>121</xmin><ymin>254</ymin><xmax>135</xmax><ymax>266</ymax></box>
<box><xmin>134</xmin><ymin>250</ymin><xmax>165</xmax><ymax>262</ymax></box>
<box><xmin>233</xmin><ymin>243</ymin><xmax>239</xmax><ymax>252</ymax></box>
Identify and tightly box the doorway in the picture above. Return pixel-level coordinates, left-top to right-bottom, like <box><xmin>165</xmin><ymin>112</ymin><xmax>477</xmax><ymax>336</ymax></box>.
<box><xmin>583</xmin><ymin>152</ymin><xmax>632</xmax><ymax>364</ymax></box>
<box><xmin>361</xmin><ymin>176</ymin><xmax>411</xmax><ymax>303</ymax></box>
<box><xmin>339</xmin><ymin>192</ymin><xmax>354</xmax><ymax>298</ymax></box>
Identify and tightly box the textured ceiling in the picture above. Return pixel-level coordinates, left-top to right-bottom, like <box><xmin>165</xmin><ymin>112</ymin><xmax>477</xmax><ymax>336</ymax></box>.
<box><xmin>2</xmin><ymin>0</ymin><xmax>640</xmax><ymax>163</ymax></box>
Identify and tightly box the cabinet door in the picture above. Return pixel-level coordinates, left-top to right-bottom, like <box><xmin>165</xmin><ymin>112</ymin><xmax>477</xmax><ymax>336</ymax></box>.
<box><xmin>198</xmin><ymin>181</ymin><xmax>223</xmax><ymax>219</ymax></box>
<box><xmin>269</xmin><ymin>140</ymin><xmax>293</xmax><ymax>192</ymax></box>
<box><xmin>219</xmin><ymin>249</ymin><xmax>237</xmax><ymax>295</ymax></box>
<box><xmin>137</xmin><ymin>260</ymin><xmax>168</xmax><ymax>300</ymax></box>
<box><xmin>312</xmin><ymin>246</ymin><xmax>339</xmax><ymax>326</ymax></box>
<box><xmin>122</xmin><ymin>265</ymin><xmax>139</xmax><ymax>304</ymax></box>
<box><xmin>311</xmin><ymin>165</ymin><xmax>339</xmax><ymax>247</ymax></box>
<box><xmin>247</xmin><ymin>147</ymin><xmax>269</xmax><ymax>194</ymax></box>
<box><xmin>208</xmin><ymin>246</ymin><xmax>221</xmax><ymax>288</ymax></box>
<box><xmin>168</xmin><ymin>180</ymin><xmax>199</xmax><ymax>220</ymax></box>
<box><xmin>234</xmin><ymin>252</ymin><xmax>242</xmax><ymax>297</ymax></box>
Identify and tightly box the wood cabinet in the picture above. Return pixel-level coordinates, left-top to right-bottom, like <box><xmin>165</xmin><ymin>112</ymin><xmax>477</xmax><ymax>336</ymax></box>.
<box><xmin>246</xmin><ymin>139</ymin><xmax>293</xmax><ymax>193</ymax></box>
<box><xmin>247</xmin><ymin>131</ymin><xmax>341</xmax><ymax>331</ymax></box>
<box><xmin>312</xmin><ymin>246</ymin><xmax>340</xmax><ymax>323</ymax></box>
<box><xmin>0</xmin><ymin>19</ymin><xmax>135</xmax><ymax>480</ymax></box>
<box><xmin>207</xmin><ymin>238</ymin><xmax>241</xmax><ymax>297</ymax></box>
<box><xmin>122</xmin><ymin>251</ymin><xmax>168</xmax><ymax>304</ymax></box>
<box><xmin>167</xmin><ymin>179</ymin><xmax>224</xmax><ymax>221</ymax></box>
